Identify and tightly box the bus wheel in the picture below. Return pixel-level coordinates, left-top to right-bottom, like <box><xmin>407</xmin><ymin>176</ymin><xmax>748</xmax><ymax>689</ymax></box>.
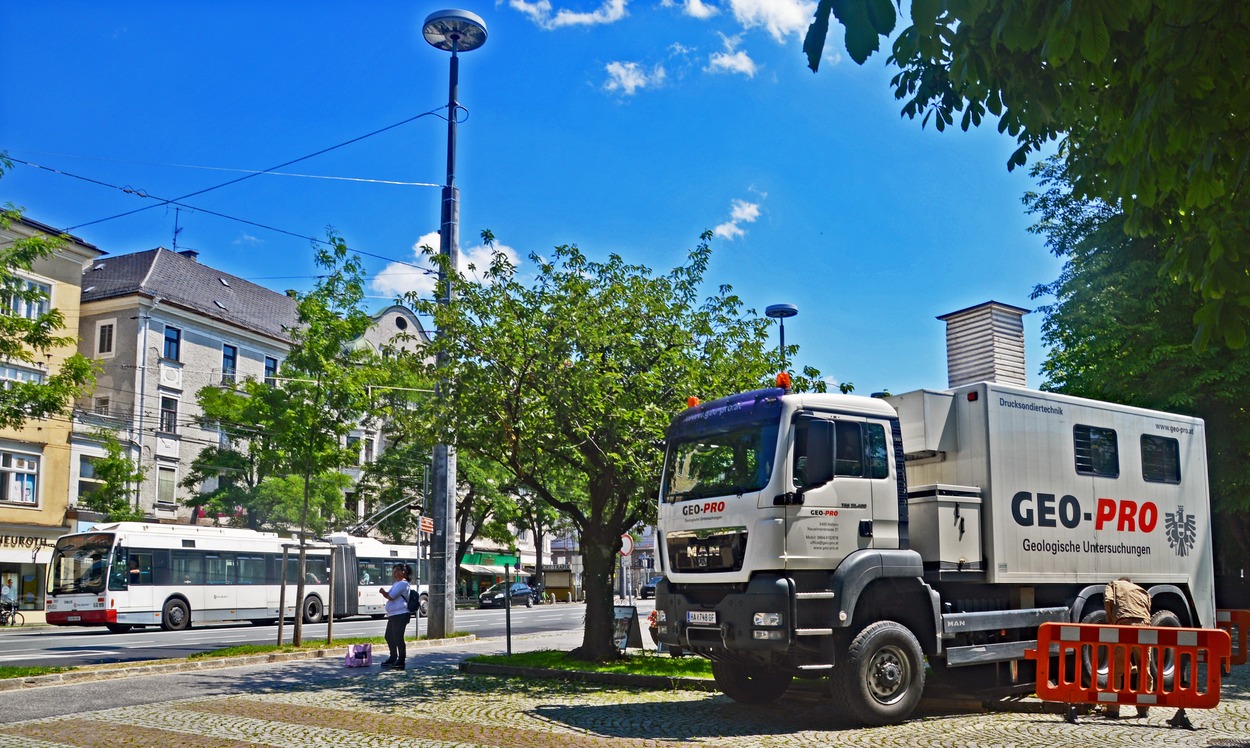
<box><xmin>419</xmin><ymin>594</ymin><xmax>429</xmax><ymax>618</ymax></box>
<box><xmin>302</xmin><ymin>596</ymin><xmax>324</xmax><ymax>624</ymax></box>
<box><xmin>161</xmin><ymin>599</ymin><xmax>190</xmax><ymax>631</ymax></box>
<box><xmin>105</xmin><ymin>623</ymin><xmax>133</xmax><ymax>633</ymax></box>
<box><xmin>832</xmin><ymin>621</ymin><xmax>925</xmax><ymax>726</ymax></box>
<box><xmin>711</xmin><ymin>661</ymin><xmax>793</xmax><ymax>704</ymax></box>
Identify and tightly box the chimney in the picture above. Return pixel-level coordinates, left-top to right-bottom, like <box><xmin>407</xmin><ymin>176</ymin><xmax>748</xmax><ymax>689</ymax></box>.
<box><xmin>177</xmin><ymin>249</ymin><xmax>199</xmax><ymax>262</ymax></box>
<box><xmin>937</xmin><ymin>301</ymin><xmax>1030</xmax><ymax>388</ymax></box>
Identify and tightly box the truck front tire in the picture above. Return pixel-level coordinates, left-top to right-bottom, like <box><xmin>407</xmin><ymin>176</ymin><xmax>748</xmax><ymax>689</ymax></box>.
<box><xmin>711</xmin><ymin>661</ymin><xmax>793</xmax><ymax>704</ymax></box>
<box><xmin>833</xmin><ymin>620</ymin><xmax>925</xmax><ymax>726</ymax></box>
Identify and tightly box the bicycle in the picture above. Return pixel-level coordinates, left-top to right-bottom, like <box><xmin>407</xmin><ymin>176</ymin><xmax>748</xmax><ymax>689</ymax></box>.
<box><xmin>0</xmin><ymin>601</ymin><xmax>23</xmax><ymax>626</ymax></box>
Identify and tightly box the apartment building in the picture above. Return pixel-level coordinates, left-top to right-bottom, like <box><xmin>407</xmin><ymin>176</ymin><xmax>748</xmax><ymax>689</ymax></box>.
<box><xmin>0</xmin><ymin>217</ymin><xmax>103</xmax><ymax>617</ymax></box>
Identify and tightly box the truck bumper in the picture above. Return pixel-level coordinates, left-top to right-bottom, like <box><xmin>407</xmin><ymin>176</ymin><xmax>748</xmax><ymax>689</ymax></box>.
<box><xmin>655</xmin><ymin>574</ymin><xmax>793</xmax><ymax>656</ymax></box>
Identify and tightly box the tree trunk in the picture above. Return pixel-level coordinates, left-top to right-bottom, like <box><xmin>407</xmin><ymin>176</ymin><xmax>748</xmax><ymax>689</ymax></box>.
<box><xmin>569</xmin><ymin>526</ymin><xmax>622</xmax><ymax>661</ymax></box>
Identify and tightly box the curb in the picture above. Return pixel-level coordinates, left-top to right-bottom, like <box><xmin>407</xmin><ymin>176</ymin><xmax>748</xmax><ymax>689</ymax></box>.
<box><xmin>460</xmin><ymin>661</ymin><xmax>719</xmax><ymax>692</ymax></box>
<box><xmin>0</xmin><ymin>634</ymin><xmax>478</xmax><ymax>692</ymax></box>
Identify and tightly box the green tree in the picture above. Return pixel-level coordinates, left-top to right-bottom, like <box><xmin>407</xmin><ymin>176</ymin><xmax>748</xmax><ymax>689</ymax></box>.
<box><xmin>1025</xmin><ymin>157</ymin><xmax>1250</xmax><ymax>571</ymax></box>
<box><xmin>454</xmin><ymin>455</ymin><xmax>524</xmax><ymax>570</ymax></box>
<box><xmin>804</xmin><ymin>2</ymin><xmax>1250</xmax><ymax>347</ymax></box>
<box><xmin>0</xmin><ymin>162</ymin><xmax>97</xmax><ymax>427</ymax></box>
<box><xmin>407</xmin><ymin>232</ymin><xmax>778</xmax><ymax>660</ymax></box>
<box><xmin>80</xmin><ymin>430</ymin><xmax>146</xmax><ymax>522</ymax></box>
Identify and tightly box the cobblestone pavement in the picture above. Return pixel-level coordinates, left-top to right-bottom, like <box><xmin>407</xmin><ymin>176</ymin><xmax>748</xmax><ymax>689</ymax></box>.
<box><xmin>4</xmin><ymin>637</ymin><xmax>1249</xmax><ymax>748</ymax></box>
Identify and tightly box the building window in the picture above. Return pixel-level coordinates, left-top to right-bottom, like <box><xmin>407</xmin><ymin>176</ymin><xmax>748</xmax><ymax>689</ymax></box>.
<box><xmin>96</xmin><ymin>320</ymin><xmax>115</xmax><ymax>357</ymax></box>
<box><xmin>347</xmin><ymin>435</ymin><xmax>361</xmax><ymax>465</ymax></box>
<box><xmin>221</xmin><ymin>345</ymin><xmax>237</xmax><ymax>384</ymax></box>
<box><xmin>159</xmin><ymin>397</ymin><xmax>178</xmax><ymax>434</ymax></box>
<box><xmin>3</xmin><ymin>278</ymin><xmax>51</xmax><ymax>320</ymax></box>
<box><xmin>364</xmin><ymin>438</ymin><xmax>374</xmax><ymax>464</ymax></box>
<box><xmin>163</xmin><ymin>326</ymin><xmax>181</xmax><ymax>361</ymax></box>
<box><xmin>0</xmin><ymin>451</ymin><xmax>39</xmax><ymax>506</ymax></box>
<box><xmin>264</xmin><ymin>356</ymin><xmax>278</xmax><ymax>386</ymax></box>
<box><xmin>77</xmin><ymin>455</ymin><xmax>105</xmax><ymax>502</ymax></box>
<box><xmin>94</xmin><ymin>397</ymin><xmax>111</xmax><ymax>416</ymax></box>
<box><xmin>0</xmin><ymin>364</ymin><xmax>44</xmax><ymax>389</ymax></box>
<box><xmin>157</xmin><ymin>465</ymin><xmax>177</xmax><ymax>504</ymax></box>
<box><xmin>1074</xmin><ymin>425</ymin><xmax>1119</xmax><ymax>478</ymax></box>
<box><xmin>1142</xmin><ymin>435</ymin><xmax>1182</xmax><ymax>484</ymax></box>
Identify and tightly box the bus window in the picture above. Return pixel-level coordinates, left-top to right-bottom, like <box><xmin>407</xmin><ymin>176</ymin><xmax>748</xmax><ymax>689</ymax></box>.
<box><xmin>126</xmin><ymin>553</ymin><xmax>153</xmax><ymax>586</ymax></box>
<box><xmin>172</xmin><ymin>550</ymin><xmax>205</xmax><ymax>585</ymax></box>
<box><xmin>205</xmin><ymin>554</ymin><xmax>236</xmax><ymax>585</ymax></box>
<box><xmin>108</xmin><ymin>552</ymin><xmax>130</xmax><ymax>591</ymax></box>
<box><xmin>237</xmin><ymin>556</ymin><xmax>265</xmax><ymax>585</ymax></box>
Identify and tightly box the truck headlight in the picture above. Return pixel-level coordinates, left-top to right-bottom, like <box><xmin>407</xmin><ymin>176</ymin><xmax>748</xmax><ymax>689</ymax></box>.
<box><xmin>753</xmin><ymin>612</ymin><xmax>782</xmax><ymax>627</ymax></box>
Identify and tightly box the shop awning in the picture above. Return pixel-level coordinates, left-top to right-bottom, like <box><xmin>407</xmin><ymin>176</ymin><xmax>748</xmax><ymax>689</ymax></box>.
<box><xmin>459</xmin><ymin>564</ymin><xmax>516</xmax><ymax>576</ymax></box>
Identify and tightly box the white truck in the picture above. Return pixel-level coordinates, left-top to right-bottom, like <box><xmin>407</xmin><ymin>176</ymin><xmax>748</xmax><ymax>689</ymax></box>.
<box><xmin>653</xmin><ymin>380</ymin><xmax>1215</xmax><ymax>724</ymax></box>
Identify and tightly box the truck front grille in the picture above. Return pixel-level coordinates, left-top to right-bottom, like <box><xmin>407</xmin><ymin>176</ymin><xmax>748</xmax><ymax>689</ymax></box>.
<box><xmin>667</xmin><ymin>528</ymin><xmax>747</xmax><ymax>573</ymax></box>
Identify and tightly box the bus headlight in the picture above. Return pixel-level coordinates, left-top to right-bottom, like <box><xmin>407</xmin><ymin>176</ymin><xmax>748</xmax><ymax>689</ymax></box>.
<box><xmin>753</xmin><ymin>612</ymin><xmax>782</xmax><ymax>627</ymax></box>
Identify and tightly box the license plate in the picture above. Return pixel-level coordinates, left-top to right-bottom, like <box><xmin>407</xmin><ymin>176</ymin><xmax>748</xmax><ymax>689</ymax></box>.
<box><xmin>687</xmin><ymin>610</ymin><xmax>716</xmax><ymax>625</ymax></box>
<box><xmin>67</xmin><ymin>615</ymin><xmax>81</xmax><ymax>622</ymax></box>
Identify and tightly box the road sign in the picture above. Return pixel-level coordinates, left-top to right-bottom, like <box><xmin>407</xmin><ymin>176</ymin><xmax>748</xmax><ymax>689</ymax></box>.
<box><xmin>419</xmin><ymin>516</ymin><xmax>434</xmax><ymax>534</ymax></box>
<box><xmin>619</xmin><ymin>534</ymin><xmax>634</xmax><ymax>557</ymax></box>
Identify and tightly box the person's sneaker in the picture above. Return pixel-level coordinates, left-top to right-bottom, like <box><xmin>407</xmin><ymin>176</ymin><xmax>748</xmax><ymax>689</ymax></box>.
<box><xmin>1167</xmin><ymin>713</ymin><xmax>1194</xmax><ymax>730</ymax></box>
<box><xmin>1064</xmin><ymin>706</ymin><xmax>1079</xmax><ymax>724</ymax></box>
<box><xmin>379</xmin><ymin>659</ymin><xmax>396</xmax><ymax>666</ymax></box>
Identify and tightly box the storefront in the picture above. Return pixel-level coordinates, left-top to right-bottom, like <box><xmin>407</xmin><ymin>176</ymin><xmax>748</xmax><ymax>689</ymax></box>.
<box><xmin>0</xmin><ymin>525</ymin><xmax>62</xmax><ymax>614</ymax></box>
<box><xmin>457</xmin><ymin>552</ymin><xmax>522</xmax><ymax>599</ymax></box>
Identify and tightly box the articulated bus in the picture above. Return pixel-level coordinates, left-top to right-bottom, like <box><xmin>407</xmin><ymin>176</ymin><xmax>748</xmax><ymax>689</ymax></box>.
<box><xmin>327</xmin><ymin>533</ymin><xmax>429</xmax><ymax>618</ymax></box>
<box><xmin>47</xmin><ymin>523</ymin><xmax>425</xmax><ymax>632</ymax></box>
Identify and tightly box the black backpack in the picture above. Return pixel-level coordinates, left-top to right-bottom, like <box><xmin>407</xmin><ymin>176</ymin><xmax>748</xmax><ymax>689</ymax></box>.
<box><xmin>405</xmin><ymin>584</ymin><xmax>421</xmax><ymax>614</ymax></box>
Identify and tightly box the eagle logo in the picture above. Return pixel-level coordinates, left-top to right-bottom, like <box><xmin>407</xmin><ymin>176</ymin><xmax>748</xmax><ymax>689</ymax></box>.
<box><xmin>1163</xmin><ymin>505</ymin><xmax>1197</xmax><ymax>557</ymax></box>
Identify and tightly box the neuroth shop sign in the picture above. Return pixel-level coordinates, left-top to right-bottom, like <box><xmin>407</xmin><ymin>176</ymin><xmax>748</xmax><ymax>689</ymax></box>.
<box><xmin>0</xmin><ymin>529</ymin><xmax>59</xmax><ymax>562</ymax></box>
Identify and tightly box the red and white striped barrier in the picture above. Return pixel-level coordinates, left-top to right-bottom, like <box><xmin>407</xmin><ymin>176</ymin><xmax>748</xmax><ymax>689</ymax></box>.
<box><xmin>1025</xmin><ymin>622</ymin><xmax>1232</xmax><ymax>709</ymax></box>
<box><xmin>1216</xmin><ymin>609</ymin><xmax>1249</xmax><ymax>667</ymax></box>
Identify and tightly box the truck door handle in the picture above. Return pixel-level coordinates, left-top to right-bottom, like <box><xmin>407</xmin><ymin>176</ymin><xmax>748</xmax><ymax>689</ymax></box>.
<box><xmin>858</xmin><ymin>520</ymin><xmax>873</xmax><ymax>538</ymax></box>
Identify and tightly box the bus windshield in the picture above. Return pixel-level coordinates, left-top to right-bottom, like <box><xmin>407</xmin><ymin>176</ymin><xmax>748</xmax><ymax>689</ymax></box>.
<box><xmin>49</xmin><ymin>533</ymin><xmax>115</xmax><ymax>595</ymax></box>
<box><xmin>662</xmin><ymin>421</ymin><xmax>780</xmax><ymax>503</ymax></box>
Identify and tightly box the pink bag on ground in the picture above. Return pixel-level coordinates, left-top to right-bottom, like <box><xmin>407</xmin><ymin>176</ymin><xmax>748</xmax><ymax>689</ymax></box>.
<box><xmin>344</xmin><ymin>643</ymin><xmax>372</xmax><ymax>667</ymax></box>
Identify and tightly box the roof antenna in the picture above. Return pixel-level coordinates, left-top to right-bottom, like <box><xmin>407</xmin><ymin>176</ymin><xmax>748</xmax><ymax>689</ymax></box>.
<box><xmin>172</xmin><ymin>207</ymin><xmax>183</xmax><ymax>252</ymax></box>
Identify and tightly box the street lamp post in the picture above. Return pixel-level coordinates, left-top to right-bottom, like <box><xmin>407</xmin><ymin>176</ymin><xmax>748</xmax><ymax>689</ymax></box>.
<box><xmin>423</xmin><ymin>8</ymin><xmax>487</xmax><ymax>639</ymax></box>
<box><xmin>765</xmin><ymin>303</ymin><xmax>798</xmax><ymax>370</ymax></box>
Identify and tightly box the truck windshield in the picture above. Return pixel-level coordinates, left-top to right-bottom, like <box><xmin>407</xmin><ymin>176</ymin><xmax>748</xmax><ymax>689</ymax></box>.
<box><xmin>48</xmin><ymin>533</ymin><xmax>115</xmax><ymax>595</ymax></box>
<box><xmin>663</xmin><ymin>422</ymin><xmax>780</xmax><ymax>502</ymax></box>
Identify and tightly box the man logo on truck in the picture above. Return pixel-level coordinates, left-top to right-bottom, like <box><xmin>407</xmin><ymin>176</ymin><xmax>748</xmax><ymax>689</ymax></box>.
<box><xmin>1165</xmin><ymin>506</ymin><xmax>1197</xmax><ymax>557</ymax></box>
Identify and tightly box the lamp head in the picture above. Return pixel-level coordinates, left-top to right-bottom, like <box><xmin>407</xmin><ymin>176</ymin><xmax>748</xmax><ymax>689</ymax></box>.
<box><xmin>423</xmin><ymin>9</ymin><xmax>488</xmax><ymax>53</ymax></box>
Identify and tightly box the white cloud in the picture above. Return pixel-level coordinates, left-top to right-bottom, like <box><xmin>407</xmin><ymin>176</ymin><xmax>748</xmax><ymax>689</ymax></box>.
<box><xmin>509</xmin><ymin>0</ymin><xmax>629</xmax><ymax>29</ymax></box>
<box><xmin>661</xmin><ymin>0</ymin><xmax>720</xmax><ymax>19</ymax></box>
<box><xmin>706</xmin><ymin>34</ymin><xmax>756</xmax><ymax>77</ymax></box>
<box><xmin>712</xmin><ymin>197</ymin><xmax>762</xmax><ymax>240</ymax></box>
<box><xmin>726</xmin><ymin>0</ymin><xmax>815</xmax><ymax>42</ymax></box>
<box><xmin>370</xmin><ymin>231</ymin><xmax>520</xmax><ymax>298</ymax></box>
<box><xmin>232</xmin><ymin>233</ymin><xmax>263</xmax><ymax>246</ymax></box>
<box><xmin>603</xmin><ymin>61</ymin><xmax>667</xmax><ymax>95</ymax></box>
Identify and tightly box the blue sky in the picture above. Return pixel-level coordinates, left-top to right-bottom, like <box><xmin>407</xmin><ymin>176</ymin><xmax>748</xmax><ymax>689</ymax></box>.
<box><xmin>1</xmin><ymin>1</ymin><xmax>1061</xmax><ymax>395</ymax></box>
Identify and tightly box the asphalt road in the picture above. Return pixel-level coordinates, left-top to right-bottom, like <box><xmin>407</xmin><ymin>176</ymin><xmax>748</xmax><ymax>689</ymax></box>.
<box><xmin>0</xmin><ymin>600</ymin><xmax>619</xmax><ymax>668</ymax></box>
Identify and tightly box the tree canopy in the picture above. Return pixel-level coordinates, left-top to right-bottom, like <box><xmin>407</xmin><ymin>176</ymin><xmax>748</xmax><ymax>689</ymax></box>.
<box><xmin>805</xmin><ymin>2</ymin><xmax>1250</xmax><ymax>347</ymax></box>
<box><xmin>1025</xmin><ymin>157</ymin><xmax>1250</xmax><ymax>571</ymax></box>
<box><xmin>405</xmin><ymin>232</ymin><xmax>781</xmax><ymax>659</ymax></box>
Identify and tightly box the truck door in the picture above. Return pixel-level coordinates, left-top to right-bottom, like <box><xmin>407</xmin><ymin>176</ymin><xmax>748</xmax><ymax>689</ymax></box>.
<box><xmin>783</xmin><ymin>415</ymin><xmax>874</xmax><ymax>567</ymax></box>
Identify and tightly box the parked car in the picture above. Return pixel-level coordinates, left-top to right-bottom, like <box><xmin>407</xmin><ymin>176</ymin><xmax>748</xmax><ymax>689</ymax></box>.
<box><xmin>478</xmin><ymin>581</ymin><xmax>534</xmax><ymax>609</ymax></box>
<box><xmin>638</xmin><ymin>575</ymin><xmax>663</xmax><ymax>599</ymax></box>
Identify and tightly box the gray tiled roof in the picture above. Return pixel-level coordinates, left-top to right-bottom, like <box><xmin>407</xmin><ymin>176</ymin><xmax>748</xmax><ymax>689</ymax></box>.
<box><xmin>81</xmin><ymin>248</ymin><xmax>299</xmax><ymax>341</ymax></box>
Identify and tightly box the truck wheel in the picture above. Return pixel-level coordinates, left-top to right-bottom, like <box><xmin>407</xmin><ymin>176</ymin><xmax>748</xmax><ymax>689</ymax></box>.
<box><xmin>1079</xmin><ymin>609</ymin><xmax>1109</xmax><ymax>688</ymax></box>
<box><xmin>711</xmin><ymin>661</ymin><xmax>793</xmax><ymax>704</ymax></box>
<box><xmin>161</xmin><ymin>599</ymin><xmax>190</xmax><ymax>631</ymax></box>
<box><xmin>1150</xmin><ymin>610</ymin><xmax>1183</xmax><ymax>689</ymax></box>
<box><xmin>832</xmin><ymin>621</ymin><xmax>925</xmax><ymax>726</ymax></box>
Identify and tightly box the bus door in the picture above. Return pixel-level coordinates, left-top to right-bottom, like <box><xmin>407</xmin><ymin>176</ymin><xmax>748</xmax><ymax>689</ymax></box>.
<box><xmin>120</xmin><ymin>550</ymin><xmax>155</xmax><ymax>614</ymax></box>
<box><xmin>235</xmin><ymin>554</ymin><xmax>269</xmax><ymax>617</ymax></box>
<box><xmin>203</xmin><ymin>553</ymin><xmax>238</xmax><ymax>617</ymax></box>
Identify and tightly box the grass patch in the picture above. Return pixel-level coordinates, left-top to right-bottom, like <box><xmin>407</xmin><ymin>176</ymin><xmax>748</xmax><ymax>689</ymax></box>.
<box><xmin>0</xmin><ymin>665</ymin><xmax>72</xmax><ymax>679</ymax></box>
<box><xmin>468</xmin><ymin>649</ymin><xmax>714</xmax><ymax>679</ymax></box>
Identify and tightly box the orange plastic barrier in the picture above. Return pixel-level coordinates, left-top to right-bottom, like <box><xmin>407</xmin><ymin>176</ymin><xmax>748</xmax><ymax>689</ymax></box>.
<box><xmin>1025</xmin><ymin>622</ymin><xmax>1232</xmax><ymax>710</ymax></box>
<box><xmin>1216</xmin><ymin>609</ymin><xmax>1249</xmax><ymax>667</ymax></box>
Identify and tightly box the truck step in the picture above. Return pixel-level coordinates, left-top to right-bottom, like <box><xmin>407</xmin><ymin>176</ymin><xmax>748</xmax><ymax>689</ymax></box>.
<box><xmin>795</xmin><ymin>591</ymin><xmax>835</xmax><ymax>600</ymax></box>
<box><xmin>795</xmin><ymin>628</ymin><xmax>834</xmax><ymax>636</ymax></box>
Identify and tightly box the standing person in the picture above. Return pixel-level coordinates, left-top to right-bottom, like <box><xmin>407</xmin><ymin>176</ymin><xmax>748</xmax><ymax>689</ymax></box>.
<box><xmin>1103</xmin><ymin>577</ymin><xmax>1193</xmax><ymax>729</ymax></box>
<box><xmin>378</xmin><ymin>563</ymin><xmax>411</xmax><ymax>670</ymax></box>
